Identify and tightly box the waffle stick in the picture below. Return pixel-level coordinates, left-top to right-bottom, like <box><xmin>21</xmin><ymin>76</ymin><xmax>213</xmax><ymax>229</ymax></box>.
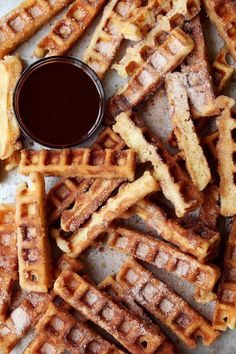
<box><xmin>24</xmin><ymin>302</ymin><xmax>124</xmax><ymax>354</ymax></box>
<box><xmin>53</xmin><ymin>171</ymin><xmax>159</xmax><ymax>256</ymax></box>
<box><xmin>113</xmin><ymin>112</ymin><xmax>202</xmax><ymax>217</ymax></box>
<box><xmin>0</xmin><ymin>0</ymin><xmax>74</xmax><ymax>59</ymax></box>
<box><xmin>134</xmin><ymin>199</ymin><xmax>220</xmax><ymax>262</ymax></box>
<box><xmin>35</xmin><ymin>0</ymin><xmax>106</xmax><ymax>58</ymax></box>
<box><xmin>113</xmin><ymin>0</ymin><xmax>200</xmax><ymax>78</ymax></box>
<box><xmin>16</xmin><ymin>172</ymin><xmax>52</xmax><ymax>292</ymax></box>
<box><xmin>117</xmin><ymin>258</ymin><xmax>220</xmax><ymax>348</ymax></box>
<box><xmin>0</xmin><ymin>205</ymin><xmax>17</xmax><ymax>321</ymax></box>
<box><xmin>107</xmin><ymin>28</ymin><xmax>194</xmax><ymax>118</ymax></box>
<box><xmin>108</xmin><ymin>225</ymin><xmax>221</xmax><ymax>302</ymax></box>
<box><xmin>46</xmin><ymin>128</ymin><xmax>125</xmax><ymax>225</ymax></box>
<box><xmin>203</xmin><ymin>0</ymin><xmax>236</xmax><ymax>61</ymax></box>
<box><xmin>213</xmin><ymin>217</ymin><xmax>236</xmax><ymax>330</ymax></box>
<box><xmin>54</xmin><ymin>270</ymin><xmax>177</xmax><ymax>354</ymax></box>
<box><xmin>165</xmin><ymin>72</ymin><xmax>211</xmax><ymax>191</ymax></box>
<box><xmin>19</xmin><ymin>148</ymin><xmax>136</xmax><ymax>181</ymax></box>
<box><xmin>61</xmin><ymin>178</ymin><xmax>123</xmax><ymax>232</ymax></box>
<box><xmin>212</xmin><ymin>46</ymin><xmax>234</xmax><ymax>94</ymax></box>
<box><xmin>199</xmin><ymin>184</ymin><xmax>220</xmax><ymax>230</ymax></box>
<box><xmin>0</xmin><ymin>56</ymin><xmax>23</xmax><ymax>160</ymax></box>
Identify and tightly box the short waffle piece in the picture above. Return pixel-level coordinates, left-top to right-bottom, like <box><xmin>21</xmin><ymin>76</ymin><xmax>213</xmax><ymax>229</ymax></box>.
<box><xmin>19</xmin><ymin>148</ymin><xmax>136</xmax><ymax>181</ymax></box>
<box><xmin>212</xmin><ymin>46</ymin><xmax>234</xmax><ymax>94</ymax></box>
<box><xmin>117</xmin><ymin>258</ymin><xmax>220</xmax><ymax>348</ymax></box>
<box><xmin>24</xmin><ymin>302</ymin><xmax>124</xmax><ymax>354</ymax></box>
<box><xmin>0</xmin><ymin>0</ymin><xmax>73</xmax><ymax>59</ymax></box>
<box><xmin>107</xmin><ymin>28</ymin><xmax>194</xmax><ymax>118</ymax></box>
<box><xmin>166</xmin><ymin>72</ymin><xmax>211</xmax><ymax>191</ymax></box>
<box><xmin>108</xmin><ymin>225</ymin><xmax>221</xmax><ymax>302</ymax></box>
<box><xmin>2</xmin><ymin>140</ymin><xmax>23</xmax><ymax>171</ymax></box>
<box><xmin>213</xmin><ymin>217</ymin><xmax>236</xmax><ymax>330</ymax></box>
<box><xmin>16</xmin><ymin>172</ymin><xmax>52</xmax><ymax>292</ymax></box>
<box><xmin>0</xmin><ymin>205</ymin><xmax>17</xmax><ymax>321</ymax></box>
<box><xmin>113</xmin><ymin>112</ymin><xmax>202</xmax><ymax>217</ymax></box>
<box><xmin>134</xmin><ymin>199</ymin><xmax>220</xmax><ymax>262</ymax></box>
<box><xmin>0</xmin><ymin>56</ymin><xmax>23</xmax><ymax>160</ymax></box>
<box><xmin>54</xmin><ymin>270</ymin><xmax>176</xmax><ymax>354</ymax></box>
<box><xmin>203</xmin><ymin>0</ymin><xmax>236</xmax><ymax>61</ymax></box>
<box><xmin>54</xmin><ymin>254</ymin><xmax>84</xmax><ymax>278</ymax></box>
<box><xmin>53</xmin><ymin>171</ymin><xmax>159</xmax><ymax>256</ymax></box>
<box><xmin>35</xmin><ymin>0</ymin><xmax>106</xmax><ymax>58</ymax></box>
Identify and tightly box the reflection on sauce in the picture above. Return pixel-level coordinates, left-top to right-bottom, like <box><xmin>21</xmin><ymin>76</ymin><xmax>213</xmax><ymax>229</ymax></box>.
<box><xmin>14</xmin><ymin>58</ymin><xmax>104</xmax><ymax>148</ymax></box>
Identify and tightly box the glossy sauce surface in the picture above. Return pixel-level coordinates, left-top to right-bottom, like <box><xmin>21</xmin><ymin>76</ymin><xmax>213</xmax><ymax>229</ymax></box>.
<box><xmin>15</xmin><ymin>60</ymin><xmax>103</xmax><ymax>148</ymax></box>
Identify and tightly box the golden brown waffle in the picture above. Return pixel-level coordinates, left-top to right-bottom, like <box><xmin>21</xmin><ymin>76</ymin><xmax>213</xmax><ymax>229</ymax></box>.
<box><xmin>54</xmin><ymin>270</ymin><xmax>175</xmax><ymax>354</ymax></box>
<box><xmin>16</xmin><ymin>172</ymin><xmax>52</xmax><ymax>292</ymax></box>
<box><xmin>24</xmin><ymin>302</ymin><xmax>124</xmax><ymax>354</ymax></box>
<box><xmin>199</xmin><ymin>184</ymin><xmax>220</xmax><ymax>230</ymax></box>
<box><xmin>19</xmin><ymin>148</ymin><xmax>136</xmax><ymax>181</ymax></box>
<box><xmin>107</xmin><ymin>28</ymin><xmax>194</xmax><ymax>118</ymax></box>
<box><xmin>108</xmin><ymin>225</ymin><xmax>221</xmax><ymax>302</ymax></box>
<box><xmin>213</xmin><ymin>218</ymin><xmax>236</xmax><ymax>330</ymax></box>
<box><xmin>134</xmin><ymin>199</ymin><xmax>220</xmax><ymax>262</ymax></box>
<box><xmin>35</xmin><ymin>0</ymin><xmax>106</xmax><ymax>58</ymax></box>
<box><xmin>53</xmin><ymin>171</ymin><xmax>159</xmax><ymax>256</ymax></box>
<box><xmin>54</xmin><ymin>254</ymin><xmax>84</xmax><ymax>278</ymax></box>
<box><xmin>0</xmin><ymin>205</ymin><xmax>17</xmax><ymax>321</ymax></box>
<box><xmin>203</xmin><ymin>0</ymin><xmax>236</xmax><ymax>61</ymax></box>
<box><xmin>92</xmin><ymin>127</ymin><xmax>126</xmax><ymax>151</ymax></box>
<box><xmin>113</xmin><ymin>112</ymin><xmax>202</xmax><ymax>217</ymax></box>
<box><xmin>212</xmin><ymin>46</ymin><xmax>234</xmax><ymax>94</ymax></box>
<box><xmin>165</xmin><ymin>72</ymin><xmax>211</xmax><ymax>191</ymax></box>
<box><xmin>117</xmin><ymin>258</ymin><xmax>220</xmax><ymax>348</ymax></box>
<box><xmin>0</xmin><ymin>0</ymin><xmax>73</xmax><ymax>58</ymax></box>
<box><xmin>61</xmin><ymin>178</ymin><xmax>123</xmax><ymax>231</ymax></box>
<box><xmin>2</xmin><ymin>140</ymin><xmax>23</xmax><ymax>171</ymax></box>
<box><xmin>216</xmin><ymin>105</ymin><xmax>236</xmax><ymax>216</ymax></box>
<box><xmin>0</xmin><ymin>56</ymin><xmax>23</xmax><ymax>160</ymax></box>
<box><xmin>113</xmin><ymin>0</ymin><xmax>200</xmax><ymax>78</ymax></box>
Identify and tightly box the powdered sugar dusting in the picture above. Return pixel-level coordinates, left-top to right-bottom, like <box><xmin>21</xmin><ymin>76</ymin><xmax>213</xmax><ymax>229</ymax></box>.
<box><xmin>11</xmin><ymin>308</ymin><xmax>30</xmax><ymax>336</ymax></box>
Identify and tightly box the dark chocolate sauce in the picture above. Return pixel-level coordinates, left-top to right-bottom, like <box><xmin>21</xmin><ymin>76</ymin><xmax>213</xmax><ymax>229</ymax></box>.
<box><xmin>14</xmin><ymin>58</ymin><xmax>105</xmax><ymax>148</ymax></box>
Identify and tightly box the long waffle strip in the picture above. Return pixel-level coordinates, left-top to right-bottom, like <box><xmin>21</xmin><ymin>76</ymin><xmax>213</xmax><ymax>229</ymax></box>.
<box><xmin>134</xmin><ymin>199</ymin><xmax>220</xmax><ymax>262</ymax></box>
<box><xmin>0</xmin><ymin>56</ymin><xmax>23</xmax><ymax>160</ymax></box>
<box><xmin>46</xmin><ymin>128</ymin><xmax>125</xmax><ymax>224</ymax></box>
<box><xmin>113</xmin><ymin>0</ymin><xmax>200</xmax><ymax>78</ymax></box>
<box><xmin>117</xmin><ymin>258</ymin><xmax>219</xmax><ymax>348</ymax></box>
<box><xmin>107</xmin><ymin>28</ymin><xmax>194</xmax><ymax>118</ymax></box>
<box><xmin>61</xmin><ymin>178</ymin><xmax>123</xmax><ymax>232</ymax></box>
<box><xmin>166</xmin><ymin>72</ymin><xmax>211</xmax><ymax>191</ymax></box>
<box><xmin>113</xmin><ymin>112</ymin><xmax>202</xmax><ymax>217</ymax></box>
<box><xmin>212</xmin><ymin>46</ymin><xmax>234</xmax><ymax>94</ymax></box>
<box><xmin>54</xmin><ymin>171</ymin><xmax>159</xmax><ymax>256</ymax></box>
<box><xmin>35</xmin><ymin>0</ymin><xmax>105</xmax><ymax>58</ymax></box>
<box><xmin>108</xmin><ymin>226</ymin><xmax>221</xmax><ymax>300</ymax></box>
<box><xmin>216</xmin><ymin>105</ymin><xmax>236</xmax><ymax>216</ymax></box>
<box><xmin>24</xmin><ymin>302</ymin><xmax>124</xmax><ymax>354</ymax></box>
<box><xmin>0</xmin><ymin>205</ymin><xmax>17</xmax><ymax>321</ymax></box>
<box><xmin>203</xmin><ymin>0</ymin><xmax>236</xmax><ymax>61</ymax></box>
<box><xmin>16</xmin><ymin>172</ymin><xmax>52</xmax><ymax>292</ymax></box>
<box><xmin>0</xmin><ymin>0</ymin><xmax>73</xmax><ymax>58</ymax></box>
<box><xmin>54</xmin><ymin>270</ymin><xmax>173</xmax><ymax>354</ymax></box>
<box><xmin>19</xmin><ymin>148</ymin><xmax>136</xmax><ymax>181</ymax></box>
<box><xmin>213</xmin><ymin>218</ymin><xmax>236</xmax><ymax>330</ymax></box>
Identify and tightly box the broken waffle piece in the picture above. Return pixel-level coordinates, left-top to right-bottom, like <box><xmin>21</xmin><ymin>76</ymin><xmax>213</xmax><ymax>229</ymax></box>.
<box><xmin>24</xmin><ymin>302</ymin><xmax>124</xmax><ymax>354</ymax></box>
<box><xmin>203</xmin><ymin>0</ymin><xmax>236</xmax><ymax>61</ymax></box>
<box><xmin>134</xmin><ymin>199</ymin><xmax>220</xmax><ymax>262</ymax></box>
<box><xmin>54</xmin><ymin>270</ymin><xmax>176</xmax><ymax>354</ymax></box>
<box><xmin>16</xmin><ymin>172</ymin><xmax>52</xmax><ymax>292</ymax></box>
<box><xmin>113</xmin><ymin>112</ymin><xmax>202</xmax><ymax>217</ymax></box>
<box><xmin>0</xmin><ymin>56</ymin><xmax>23</xmax><ymax>160</ymax></box>
<box><xmin>107</xmin><ymin>27</ymin><xmax>194</xmax><ymax>118</ymax></box>
<box><xmin>212</xmin><ymin>46</ymin><xmax>234</xmax><ymax>94</ymax></box>
<box><xmin>166</xmin><ymin>72</ymin><xmax>211</xmax><ymax>191</ymax></box>
<box><xmin>0</xmin><ymin>0</ymin><xmax>74</xmax><ymax>59</ymax></box>
<box><xmin>213</xmin><ymin>217</ymin><xmax>236</xmax><ymax>330</ymax></box>
<box><xmin>108</xmin><ymin>226</ymin><xmax>221</xmax><ymax>302</ymax></box>
<box><xmin>35</xmin><ymin>0</ymin><xmax>106</xmax><ymax>58</ymax></box>
<box><xmin>117</xmin><ymin>258</ymin><xmax>220</xmax><ymax>348</ymax></box>
<box><xmin>0</xmin><ymin>205</ymin><xmax>18</xmax><ymax>321</ymax></box>
<box><xmin>61</xmin><ymin>178</ymin><xmax>123</xmax><ymax>232</ymax></box>
<box><xmin>54</xmin><ymin>254</ymin><xmax>84</xmax><ymax>279</ymax></box>
<box><xmin>54</xmin><ymin>171</ymin><xmax>159</xmax><ymax>256</ymax></box>
<box><xmin>19</xmin><ymin>148</ymin><xmax>136</xmax><ymax>181</ymax></box>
